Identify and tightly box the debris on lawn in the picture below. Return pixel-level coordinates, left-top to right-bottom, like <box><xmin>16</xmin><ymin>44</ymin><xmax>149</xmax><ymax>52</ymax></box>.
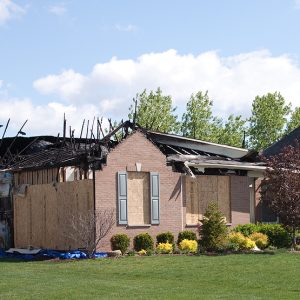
<box><xmin>0</xmin><ymin>248</ymin><xmax>108</xmax><ymax>260</ymax></box>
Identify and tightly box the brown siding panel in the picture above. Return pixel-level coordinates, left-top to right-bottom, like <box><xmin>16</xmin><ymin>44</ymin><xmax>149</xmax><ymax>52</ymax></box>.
<box><xmin>230</xmin><ymin>176</ymin><xmax>250</xmax><ymax>226</ymax></box>
<box><xmin>14</xmin><ymin>180</ymin><xmax>94</xmax><ymax>250</ymax></box>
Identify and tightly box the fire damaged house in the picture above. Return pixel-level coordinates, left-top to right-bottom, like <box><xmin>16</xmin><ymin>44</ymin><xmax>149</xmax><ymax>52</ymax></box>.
<box><xmin>0</xmin><ymin>120</ymin><xmax>266</xmax><ymax>251</ymax></box>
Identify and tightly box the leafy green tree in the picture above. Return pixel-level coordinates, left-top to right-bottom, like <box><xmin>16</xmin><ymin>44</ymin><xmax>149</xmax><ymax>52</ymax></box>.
<box><xmin>286</xmin><ymin>107</ymin><xmax>300</xmax><ymax>134</ymax></box>
<box><xmin>128</xmin><ymin>88</ymin><xmax>179</xmax><ymax>133</ymax></box>
<box><xmin>181</xmin><ymin>91</ymin><xmax>222</xmax><ymax>142</ymax></box>
<box><xmin>248</xmin><ymin>92</ymin><xmax>291</xmax><ymax>150</ymax></box>
<box><xmin>218</xmin><ymin>115</ymin><xmax>247</xmax><ymax>148</ymax></box>
<box><xmin>182</xmin><ymin>91</ymin><xmax>246</xmax><ymax>147</ymax></box>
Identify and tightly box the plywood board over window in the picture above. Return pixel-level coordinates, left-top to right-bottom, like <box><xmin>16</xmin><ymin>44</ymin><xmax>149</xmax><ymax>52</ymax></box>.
<box><xmin>127</xmin><ymin>172</ymin><xmax>150</xmax><ymax>225</ymax></box>
<box><xmin>185</xmin><ymin>175</ymin><xmax>231</xmax><ymax>225</ymax></box>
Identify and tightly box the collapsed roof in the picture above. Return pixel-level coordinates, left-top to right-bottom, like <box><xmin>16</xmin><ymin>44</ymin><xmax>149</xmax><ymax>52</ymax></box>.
<box><xmin>0</xmin><ymin>120</ymin><xmax>264</xmax><ymax>175</ymax></box>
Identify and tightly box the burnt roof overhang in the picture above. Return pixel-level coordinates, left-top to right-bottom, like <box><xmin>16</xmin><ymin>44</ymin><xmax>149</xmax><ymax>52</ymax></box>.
<box><xmin>146</xmin><ymin>131</ymin><xmax>249</xmax><ymax>159</ymax></box>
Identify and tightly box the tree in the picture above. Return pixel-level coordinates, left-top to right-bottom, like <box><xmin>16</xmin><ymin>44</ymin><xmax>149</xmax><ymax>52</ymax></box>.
<box><xmin>181</xmin><ymin>91</ymin><xmax>222</xmax><ymax>142</ymax></box>
<box><xmin>218</xmin><ymin>114</ymin><xmax>247</xmax><ymax>148</ymax></box>
<box><xmin>249</xmin><ymin>92</ymin><xmax>291</xmax><ymax>150</ymax></box>
<box><xmin>128</xmin><ymin>88</ymin><xmax>179</xmax><ymax>133</ymax></box>
<box><xmin>286</xmin><ymin>107</ymin><xmax>300</xmax><ymax>134</ymax></box>
<box><xmin>261</xmin><ymin>144</ymin><xmax>300</xmax><ymax>249</ymax></box>
<box><xmin>66</xmin><ymin>209</ymin><xmax>115</xmax><ymax>257</ymax></box>
<box><xmin>199</xmin><ymin>202</ymin><xmax>228</xmax><ymax>252</ymax></box>
<box><xmin>182</xmin><ymin>91</ymin><xmax>247</xmax><ymax>147</ymax></box>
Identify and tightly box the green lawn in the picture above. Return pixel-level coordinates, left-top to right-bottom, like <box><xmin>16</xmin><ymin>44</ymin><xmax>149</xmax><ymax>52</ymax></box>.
<box><xmin>0</xmin><ymin>252</ymin><xmax>300</xmax><ymax>300</ymax></box>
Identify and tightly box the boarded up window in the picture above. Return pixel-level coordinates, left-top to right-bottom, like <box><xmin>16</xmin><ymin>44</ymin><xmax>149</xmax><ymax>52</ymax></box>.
<box><xmin>185</xmin><ymin>175</ymin><xmax>231</xmax><ymax>224</ymax></box>
<box><xmin>127</xmin><ymin>172</ymin><xmax>150</xmax><ymax>225</ymax></box>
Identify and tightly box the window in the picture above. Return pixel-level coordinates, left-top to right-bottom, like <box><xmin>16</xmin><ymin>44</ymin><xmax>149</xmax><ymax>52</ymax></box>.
<box><xmin>117</xmin><ymin>171</ymin><xmax>160</xmax><ymax>225</ymax></box>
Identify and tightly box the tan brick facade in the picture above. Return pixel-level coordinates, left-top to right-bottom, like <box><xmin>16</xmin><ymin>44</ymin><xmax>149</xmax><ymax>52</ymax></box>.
<box><xmin>95</xmin><ymin>131</ymin><xmax>183</xmax><ymax>250</ymax></box>
<box><xmin>95</xmin><ymin>131</ymin><xmax>252</xmax><ymax>251</ymax></box>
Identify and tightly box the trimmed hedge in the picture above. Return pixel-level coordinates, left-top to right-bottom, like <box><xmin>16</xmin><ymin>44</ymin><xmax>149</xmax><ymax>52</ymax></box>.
<box><xmin>177</xmin><ymin>230</ymin><xmax>197</xmax><ymax>245</ymax></box>
<box><xmin>233</xmin><ymin>223</ymin><xmax>291</xmax><ymax>248</ymax></box>
<box><xmin>156</xmin><ymin>232</ymin><xmax>174</xmax><ymax>245</ymax></box>
<box><xmin>133</xmin><ymin>233</ymin><xmax>154</xmax><ymax>251</ymax></box>
<box><xmin>110</xmin><ymin>234</ymin><xmax>130</xmax><ymax>254</ymax></box>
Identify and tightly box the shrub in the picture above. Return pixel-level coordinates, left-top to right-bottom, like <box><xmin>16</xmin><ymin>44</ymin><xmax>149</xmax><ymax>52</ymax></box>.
<box><xmin>177</xmin><ymin>230</ymin><xmax>197</xmax><ymax>245</ymax></box>
<box><xmin>156</xmin><ymin>232</ymin><xmax>174</xmax><ymax>245</ymax></box>
<box><xmin>199</xmin><ymin>202</ymin><xmax>228</xmax><ymax>251</ymax></box>
<box><xmin>244</xmin><ymin>237</ymin><xmax>256</xmax><ymax>250</ymax></box>
<box><xmin>234</xmin><ymin>224</ymin><xmax>259</xmax><ymax>237</ymax></box>
<box><xmin>146</xmin><ymin>249</ymin><xmax>154</xmax><ymax>256</ymax></box>
<box><xmin>233</xmin><ymin>223</ymin><xmax>291</xmax><ymax>248</ymax></box>
<box><xmin>228</xmin><ymin>232</ymin><xmax>256</xmax><ymax>250</ymax></box>
<box><xmin>110</xmin><ymin>234</ymin><xmax>130</xmax><ymax>254</ymax></box>
<box><xmin>249</xmin><ymin>232</ymin><xmax>268</xmax><ymax>249</ymax></box>
<box><xmin>156</xmin><ymin>242</ymin><xmax>173</xmax><ymax>254</ymax></box>
<box><xmin>133</xmin><ymin>233</ymin><xmax>154</xmax><ymax>252</ymax></box>
<box><xmin>258</xmin><ymin>224</ymin><xmax>291</xmax><ymax>248</ymax></box>
<box><xmin>229</xmin><ymin>232</ymin><xmax>247</xmax><ymax>250</ymax></box>
<box><xmin>127</xmin><ymin>250</ymin><xmax>135</xmax><ymax>256</ymax></box>
<box><xmin>225</xmin><ymin>242</ymin><xmax>240</xmax><ymax>252</ymax></box>
<box><xmin>138</xmin><ymin>249</ymin><xmax>147</xmax><ymax>255</ymax></box>
<box><xmin>179</xmin><ymin>239</ymin><xmax>198</xmax><ymax>253</ymax></box>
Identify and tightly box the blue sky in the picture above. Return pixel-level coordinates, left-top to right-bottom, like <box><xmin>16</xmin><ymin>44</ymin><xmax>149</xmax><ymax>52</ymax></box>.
<box><xmin>1</xmin><ymin>0</ymin><xmax>300</xmax><ymax>135</ymax></box>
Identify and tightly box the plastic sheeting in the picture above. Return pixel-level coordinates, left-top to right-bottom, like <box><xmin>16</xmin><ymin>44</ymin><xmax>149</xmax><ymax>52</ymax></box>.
<box><xmin>0</xmin><ymin>248</ymin><xmax>108</xmax><ymax>260</ymax></box>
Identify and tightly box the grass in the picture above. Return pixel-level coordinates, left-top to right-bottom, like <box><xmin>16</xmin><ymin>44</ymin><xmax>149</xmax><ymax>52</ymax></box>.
<box><xmin>0</xmin><ymin>252</ymin><xmax>300</xmax><ymax>299</ymax></box>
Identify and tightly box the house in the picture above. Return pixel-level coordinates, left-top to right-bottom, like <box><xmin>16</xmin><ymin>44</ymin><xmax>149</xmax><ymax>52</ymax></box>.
<box><xmin>0</xmin><ymin>121</ymin><xmax>266</xmax><ymax>250</ymax></box>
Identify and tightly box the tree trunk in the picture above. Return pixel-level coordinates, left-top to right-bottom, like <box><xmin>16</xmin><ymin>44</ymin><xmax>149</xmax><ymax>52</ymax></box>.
<box><xmin>292</xmin><ymin>227</ymin><xmax>297</xmax><ymax>250</ymax></box>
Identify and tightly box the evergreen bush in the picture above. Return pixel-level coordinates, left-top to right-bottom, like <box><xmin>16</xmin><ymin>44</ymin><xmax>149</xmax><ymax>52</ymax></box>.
<box><xmin>110</xmin><ymin>234</ymin><xmax>130</xmax><ymax>254</ymax></box>
<box><xmin>156</xmin><ymin>231</ymin><xmax>174</xmax><ymax>245</ymax></box>
<box><xmin>199</xmin><ymin>202</ymin><xmax>228</xmax><ymax>251</ymax></box>
<box><xmin>133</xmin><ymin>233</ymin><xmax>154</xmax><ymax>252</ymax></box>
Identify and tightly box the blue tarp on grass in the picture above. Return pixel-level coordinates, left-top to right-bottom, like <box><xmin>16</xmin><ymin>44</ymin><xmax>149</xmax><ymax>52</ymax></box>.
<box><xmin>0</xmin><ymin>248</ymin><xmax>108</xmax><ymax>260</ymax></box>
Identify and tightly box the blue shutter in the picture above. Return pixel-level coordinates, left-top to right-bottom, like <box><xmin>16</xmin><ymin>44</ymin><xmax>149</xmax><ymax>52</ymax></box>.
<box><xmin>118</xmin><ymin>171</ymin><xmax>128</xmax><ymax>225</ymax></box>
<box><xmin>150</xmin><ymin>172</ymin><xmax>160</xmax><ymax>224</ymax></box>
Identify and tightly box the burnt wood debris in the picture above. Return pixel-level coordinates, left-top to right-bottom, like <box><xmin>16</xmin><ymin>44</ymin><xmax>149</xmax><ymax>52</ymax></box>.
<box><xmin>0</xmin><ymin>116</ymin><xmax>263</xmax><ymax>174</ymax></box>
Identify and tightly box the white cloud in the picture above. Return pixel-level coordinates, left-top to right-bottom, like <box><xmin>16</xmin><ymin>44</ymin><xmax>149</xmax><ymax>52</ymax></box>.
<box><xmin>294</xmin><ymin>0</ymin><xmax>300</xmax><ymax>9</ymax></box>
<box><xmin>49</xmin><ymin>3</ymin><xmax>66</xmax><ymax>16</ymax></box>
<box><xmin>0</xmin><ymin>0</ymin><xmax>26</xmax><ymax>25</ymax></box>
<box><xmin>115</xmin><ymin>23</ymin><xmax>137</xmax><ymax>32</ymax></box>
<box><xmin>0</xmin><ymin>82</ymin><xmax>106</xmax><ymax>136</ymax></box>
<box><xmin>34</xmin><ymin>70</ymin><xmax>86</xmax><ymax>100</ymax></box>
<box><xmin>33</xmin><ymin>49</ymin><xmax>300</xmax><ymax>120</ymax></box>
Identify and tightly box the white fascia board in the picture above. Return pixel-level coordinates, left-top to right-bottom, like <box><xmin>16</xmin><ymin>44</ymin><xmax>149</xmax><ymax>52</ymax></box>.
<box><xmin>186</xmin><ymin>162</ymin><xmax>266</xmax><ymax>172</ymax></box>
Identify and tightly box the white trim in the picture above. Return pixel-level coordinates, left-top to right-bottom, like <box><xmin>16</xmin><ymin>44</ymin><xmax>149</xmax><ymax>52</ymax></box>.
<box><xmin>186</xmin><ymin>162</ymin><xmax>266</xmax><ymax>172</ymax></box>
<box><xmin>148</xmin><ymin>131</ymin><xmax>248</xmax><ymax>152</ymax></box>
<box><xmin>249</xmin><ymin>178</ymin><xmax>255</xmax><ymax>223</ymax></box>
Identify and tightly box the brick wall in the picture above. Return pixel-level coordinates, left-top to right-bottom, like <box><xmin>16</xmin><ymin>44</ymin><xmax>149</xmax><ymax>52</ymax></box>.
<box><xmin>95</xmin><ymin>131</ymin><xmax>182</xmax><ymax>251</ymax></box>
<box><xmin>230</xmin><ymin>176</ymin><xmax>250</xmax><ymax>226</ymax></box>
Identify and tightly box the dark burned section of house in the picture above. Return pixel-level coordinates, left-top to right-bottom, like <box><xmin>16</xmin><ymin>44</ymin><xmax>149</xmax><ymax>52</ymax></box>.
<box><xmin>0</xmin><ymin>118</ymin><xmax>266</xmax><ymax>251</ymax></box>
